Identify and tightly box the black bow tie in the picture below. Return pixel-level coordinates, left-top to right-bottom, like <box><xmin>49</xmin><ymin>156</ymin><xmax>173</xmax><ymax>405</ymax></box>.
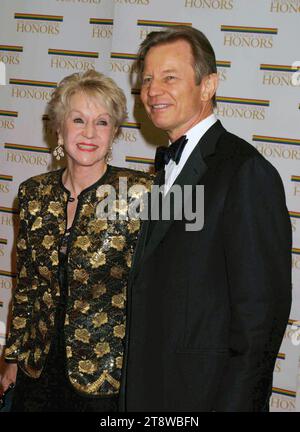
<box><xmin>154</xmin><ymin>135</ymin><xmax>188</xmax><ymax>172</ymax></box>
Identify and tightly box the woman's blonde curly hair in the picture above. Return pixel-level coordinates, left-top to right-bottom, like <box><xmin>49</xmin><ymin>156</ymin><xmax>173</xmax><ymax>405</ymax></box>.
<box><xmin>47</xmin><ymin>69</ymin><xmax>127</xmax><ymax>132</ymax></box>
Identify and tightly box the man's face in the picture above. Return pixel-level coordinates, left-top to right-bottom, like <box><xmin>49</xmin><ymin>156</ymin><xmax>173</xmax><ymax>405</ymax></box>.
<box><xmin>140</xmin><ymin>39</ymin><xmax>211</xmax><ymax>141</ymax></box>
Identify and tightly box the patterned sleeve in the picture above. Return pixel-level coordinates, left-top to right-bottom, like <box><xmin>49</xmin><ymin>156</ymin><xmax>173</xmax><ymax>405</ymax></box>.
<box><xmin>4</xmin><ymin>183</ymin><xmax>37</xmax><ymax>363</ymax></box>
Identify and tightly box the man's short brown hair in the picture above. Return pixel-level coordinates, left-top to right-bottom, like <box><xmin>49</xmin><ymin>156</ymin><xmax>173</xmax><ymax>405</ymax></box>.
<box><xmin>136</xmin><ymin>26</ymin><xmax>217</xmax><ymax>107</ymax></box>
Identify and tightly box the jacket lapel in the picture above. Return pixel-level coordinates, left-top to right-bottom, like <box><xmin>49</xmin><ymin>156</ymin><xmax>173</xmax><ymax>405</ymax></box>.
<box><xmin>129</xmin><ymin>169</ymin><xmax>164</xmax><ymax>281</ymax></box>
<box><xmin>141</xmin><ymin>145</ymin><xmax>206</xmax><ymax>266</ymax></box>
<box><xmin>131</xmin><ymin>120</ymin><xmax>226</xmax><ymax>279</ymax></box>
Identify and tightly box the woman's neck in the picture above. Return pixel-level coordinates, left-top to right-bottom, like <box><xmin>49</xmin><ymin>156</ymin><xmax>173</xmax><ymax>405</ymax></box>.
<box><xmin>62</xmin><ymin>163</ymin><xmax>107</xmax><ymax>199</ymax></box>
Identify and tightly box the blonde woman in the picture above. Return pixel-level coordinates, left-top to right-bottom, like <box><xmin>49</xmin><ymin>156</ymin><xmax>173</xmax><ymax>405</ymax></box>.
<box><xmin>0</xmin><ymin>70</ymin><xmax>152</xmax><ymax>412</ymax></box>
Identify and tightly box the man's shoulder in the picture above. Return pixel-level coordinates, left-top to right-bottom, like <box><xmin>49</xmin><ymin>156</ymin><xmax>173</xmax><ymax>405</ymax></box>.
<box><xmin>217</xmin><ymin>129</ymin><xmax>261</xmax><ymax>160</ymax></box>
<box><xmin>216</xmin><ymin>129</ymin><xmax>282</xmax><ymax>181</ymax></box>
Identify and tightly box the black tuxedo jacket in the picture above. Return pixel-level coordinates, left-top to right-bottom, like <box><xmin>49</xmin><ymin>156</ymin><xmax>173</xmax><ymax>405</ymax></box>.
<box><xmin>119</xmin><ymin>120</ymin><xmax>292</xmax><ymax>412</ymax></box>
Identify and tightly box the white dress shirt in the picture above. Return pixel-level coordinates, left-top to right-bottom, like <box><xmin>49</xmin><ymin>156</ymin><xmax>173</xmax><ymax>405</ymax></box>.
<box><xmin>164</xmin><ymin>114</ymin><xmax>217</xmax><ymax>195</ymax></box>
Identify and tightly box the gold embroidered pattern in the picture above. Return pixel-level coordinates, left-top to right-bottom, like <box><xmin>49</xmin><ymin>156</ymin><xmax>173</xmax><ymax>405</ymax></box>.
<box><xmin>128</xmin><ymin>219</ymin><xmax>140</xmax><ymax>233</ymax></box>
<box><xmin>88</xmin><ymin>219</ymin><xmax>108</xmax><ymax>234</ymax></box>
<box><xmin>92</xmin><ymin>283</ymin><xmax>106</xmax><ymax>299</ymax></box>
<box><xmin>43</xmin><ymin>185</ymin><xmax>52</xmax><ymax>196</ymax></box>
<box><xmin>116</xmin><ymin>356</ymin><xmax>123</xmax><ymax>369</ymax></box>
<box><xmin>48</xmin><ymin>201</ymin><xmax>63</xmax><ymax>217</ymax></box>
<box><xmin>113</xmin><ymin>324</ymin><xmax>125</xmax><ymax>339</ymax></box>
<box><xmin>34</xmin><ymin>348</ymin><xmax>41</xmax><ymax>362</ymax></box>
<box><xmin>90</xmin><ymin>251</ymin><xmax>106</xmax><ymax>268</ymax></box>
<box><xmin>75</xmin><ymin>328</ymin><xmax>90</xmax><ymax>343</ymax></box>
<box><xmin>17</xmin><ymin>238</ymin><xmax>27</xmax><ymax>250</ymax></box>
<box><xmin>42</xmin><ymin>292</ymin><xmax>53</xmax><ymax>308</ymax></box>
<box><xmin>125</xmin><ymin>251</ymin><xmax>132</xmax><ymax>268</ymax></box>
<box><xmin>94</xmin><ymin>342</ymin><xmax>110</xmax><ymax>358</ymax></box>
<box><xmin>5</xmin><ymin>343</ymin><xmax>19</xmax><ymax>356</ymax></box>
<box><xmin>112</xmin><ymin>293</ymin><xmax>125</xmax><ymax>309</ymax></box>
<box><xmin>31</xmin><ymin>216</ymin><xmax>43</xmax><ymax>231</ymax></box>
<box><xmin>42</xmin><ymin>235</ymin><xmax>55</xmax><ymax>250</ymax></box>
<box><xmin>110</xmin><ymin>266</ymin><xmax>124</xmax><ymax>279</ymax></box>
<box><xmin>110</xmin><ymin>235</ymin><xmax>126</xmax><ymax>251</ymax></box>
<box><xmin>13</xmin><ymin>317</ymin><xmax>27</xmax><ymax>329</ymax></box>
<box><xmin>82</xmin><ymin>203</ymin><xmax>94</xmax><ymax>217</ymax></box>
<box><xmin>66</xmin><ymin>346</ymin><xmax>72</xmax><ymax>358</ymax></box>
<box><xmin>19</xmin><ymin>265</ymin><xmax>27</xmax><ymax>278</ymax></box>
<box><xmin>74</xmin><ymin>236</ymin><xmax>91</xmax><ymax>251</ymax></box>
<box><xmin>50</xmin><ymin>250</ymin><xmax>59</xmax><ymax>266</ymax></box>
<box><xmin>32</xmin><ymin>249</ymin><xmax>36</xmax><ymax>261</ymax></box>
<box><xmin>78</xmin><ymin>360</ymin><xmax>97</xmax><ymax>374</ymax></box>
<box><xmin>74</xmin><ymin>300</ymin><xmax>90</xmax><ymax>314</ymax></box>
<box><xmin>70</xmin><ymin>370</ymin><xmax>120</xmax><ymax>394</ymax></box>
<box><xmin>38</xmin><ymin>266</ymin><xmax>52</xmax><ymax>280</ymax></box>
<box><xmin>92</xmin><ymin>312</ymin><xmax>108</xmax><ymax>327</ymax></box>
<box><xmin>73</xmin><ymin>268</ymin><xmax>89</xmax><ymax>284</ymax></box>
<box><xmin>28</xmin><ymin>200</ymin><xmax>41</xmax><ymax>215</ymax></box>
<box><xmin>15</xmin><ymin>293</ymin><xmax>28</xmax><ymax>303</ymax></box>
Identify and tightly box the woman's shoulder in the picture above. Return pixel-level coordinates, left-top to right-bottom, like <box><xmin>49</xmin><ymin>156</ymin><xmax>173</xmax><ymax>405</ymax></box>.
<box><xmin>109</xmin><ymin>165</ymin><xmax>154</xmax><ymax>185</ymax></box>
<box><xmin>18</xmin><ymin>169</ymin><xmax>62</xmax><ymax>194</ymax></box>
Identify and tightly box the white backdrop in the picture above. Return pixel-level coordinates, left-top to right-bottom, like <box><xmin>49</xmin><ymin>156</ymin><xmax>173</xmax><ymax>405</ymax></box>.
<box><xmin>0</xmin><ymin>0</ymin><xmax>299</xmax><ymax>412</ymax></box>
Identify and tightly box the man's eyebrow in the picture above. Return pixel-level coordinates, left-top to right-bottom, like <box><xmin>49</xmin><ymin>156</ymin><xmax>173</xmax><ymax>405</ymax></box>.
<box><xmin>143</xmin><ymin>68</ymin><xmax>178</xmax><ymax>76</ymax></box>
<box><xmin>162</xmin><ymin>69</ymin><xmax>178</xmax><ymax>73</ymax></box>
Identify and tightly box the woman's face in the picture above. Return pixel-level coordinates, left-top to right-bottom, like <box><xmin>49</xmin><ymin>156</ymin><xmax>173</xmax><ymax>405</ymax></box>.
<box><xmin>58</xmin><ymin>91</ymin><xmax>116</xmax><ymax>170</ymax></box>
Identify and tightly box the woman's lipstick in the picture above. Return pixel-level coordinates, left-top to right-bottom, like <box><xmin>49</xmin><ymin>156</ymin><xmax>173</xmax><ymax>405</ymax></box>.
<box><xmin>77</xmin><ymin>142</ymin><xmax>98</xmax><ymax>152</ymax></box>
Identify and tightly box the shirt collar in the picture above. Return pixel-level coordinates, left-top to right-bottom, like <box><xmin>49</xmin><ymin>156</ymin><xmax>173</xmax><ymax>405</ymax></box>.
<box><xmin>167</xmin><ymin>113</ymin><xmax>217</xmax><ymax>163</ymax></box>
<box><xmin>168</xmin><ymin>113</ymin><xmax>217</xmax><ymax>147</ymax></box>
<box><xmin>186</xmin><ymin>113</ymin><xmax>217</xmax><ymax>143</ymax></box>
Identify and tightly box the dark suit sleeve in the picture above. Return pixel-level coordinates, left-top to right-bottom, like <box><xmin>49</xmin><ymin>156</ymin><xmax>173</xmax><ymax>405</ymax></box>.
<box><xmin>215</xmin><ymin>156</ymin><xmax>292</xmax><ymax>412</ymax></box>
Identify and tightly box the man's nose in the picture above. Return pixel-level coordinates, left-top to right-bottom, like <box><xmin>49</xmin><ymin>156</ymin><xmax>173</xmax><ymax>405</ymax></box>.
<box><xmin>147</xmin><ymin>79</ymin><xmax>163</xmax><ymax>97</ymax></box>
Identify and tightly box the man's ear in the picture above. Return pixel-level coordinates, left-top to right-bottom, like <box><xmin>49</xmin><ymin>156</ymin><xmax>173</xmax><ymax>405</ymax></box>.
<box><xmin>200</xmin><ymin>73</ymin><xmax>219</xmax><ymax>102</ymax></box>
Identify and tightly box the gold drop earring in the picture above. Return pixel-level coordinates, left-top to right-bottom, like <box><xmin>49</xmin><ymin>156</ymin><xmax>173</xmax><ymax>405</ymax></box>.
<box><xmin>106</xmin><ymin>144</ymin><xmax>113</xmax><ymax>163</ymax></box>
<box><xmin>53</xmin><ymin>137</ymin><xmax>65</xmax><ymax>161</ymax></box>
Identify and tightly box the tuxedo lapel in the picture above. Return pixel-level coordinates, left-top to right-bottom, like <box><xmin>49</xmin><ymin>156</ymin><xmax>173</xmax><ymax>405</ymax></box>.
<box><xmin>131</xmin><ymin>120</ymin><xmax>226</xmax><ymax>279</ymax></box>
<box><xmin>141</xmin><ymin>145</ymin><xmax>206</xmax><ymax>266</ymax></box>
<box><xmin>129</xmin><ymin>169</ymin><xmax>164</xmax><ymax>281</ymax></box>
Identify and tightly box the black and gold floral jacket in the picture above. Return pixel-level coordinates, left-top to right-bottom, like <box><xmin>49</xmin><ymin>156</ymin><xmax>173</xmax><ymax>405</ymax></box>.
<box><xmin>5</xmin><ymin>165</ymin><xmax>152</xmax><ymax>396</ymax></box>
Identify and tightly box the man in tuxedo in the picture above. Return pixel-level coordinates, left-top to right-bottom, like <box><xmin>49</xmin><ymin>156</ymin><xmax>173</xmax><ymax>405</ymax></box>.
<box><xmin>119</xmin><ymin>26</ymin><xmax>292</xmax><ymax>411</ymax></box>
